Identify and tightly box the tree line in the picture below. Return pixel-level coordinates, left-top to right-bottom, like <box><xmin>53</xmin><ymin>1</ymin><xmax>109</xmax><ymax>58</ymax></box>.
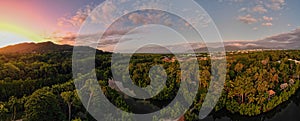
<box><xmin>0</xmin><ymin>50</ymin><xmax>300</xmax><ymax>120</ymax></box>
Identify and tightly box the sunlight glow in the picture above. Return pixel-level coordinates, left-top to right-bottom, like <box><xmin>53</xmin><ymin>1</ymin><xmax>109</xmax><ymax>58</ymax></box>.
<box><xmin>0</xmin><ymin>23</ymin><xmax>43</xmax><ymax>43</ymax></box>
<box><xmin>0</xmin><ymin>31</ymin><xmax>33</xmax><ymax>48</ymax></box>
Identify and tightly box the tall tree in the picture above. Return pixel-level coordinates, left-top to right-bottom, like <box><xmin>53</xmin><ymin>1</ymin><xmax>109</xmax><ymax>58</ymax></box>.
<box><xmin>8</xmin><ymin>96</ymin><xmax>18</xmax><ymax>121</ymax></box>
<box><xmin>24</xmin><ymin>88</ymin><xmax>65</xmax><ymax>121</ymax></box>
<box><xmin>61</xmin><ymin>91</ymin><xmax>75</xmax><ymax>121</ymax></box>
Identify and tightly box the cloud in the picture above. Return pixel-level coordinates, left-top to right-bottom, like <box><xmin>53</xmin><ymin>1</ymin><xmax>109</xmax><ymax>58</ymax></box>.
<box><xmin>253</xmin><ymin>27</ymin><xmax>258</xmax><ymax>31</ymax></box>
<box><xmin>262</xmin><ymin>22</ymin><xmax>273</xmax><ymax>26</ymax></box>
<box><xmin>245</xmin><ymin>43</ymin><xmax>258</xmax><ymax>46</ymax></box>
<box><xmin>238</xmin><ymin>7</ymin><xmax>248</xmax><ymax>12</ymax></box>
<box><xmin>54</xmin><ymin>0</ymin><xmax>204</xmax><ymax>51</ymax></box>
<box><xmin>128</xmin><ymin>13</ymin><xmax>147</xmax><ymax>24</ymax></box>
<box><xmin>96</xmin><ymin>0</ymin><xmax>117</xmax><ymax>25</ymax></box>
<box><xmin>57</xmin><ymin>1</ymin><xmax>120</xmax><ymax>27</ymax></box>
<box><xmin>262</xmin><ymin>28</ymin><xmax>300</xmax><ymax>42</ymax></box>
<box><xmin>56</xmin><ymin>1</ymin><xmax>123</xmax><ymax>28</ymax></box>
<box><xmin>262</xmin><ymin>16</ymin><xmax>273</xmax><ymax>22</ymax></box>
<box><xmin>266</xmin><ymin>0</ymin><xmax>286</xmax><ymax>10</ymax></box>
<box><xmin>57</xmin><ymin>5</ymin><xmax>93</xmax><ymax>27</ymax></box>
<box><xmin>217</xmin><ymin>28</ymin><xmax>300</xmax><ymax>50</ymax></box>
<box><xmin>271</xmin><ymin>0</ymin><xmax>285</xmax><ymax>4</ymax></box>
<box><xmin>229</xmin><ymin>0</ymin><xmax>286</xmax><ymax>28</ymax></box>
<box><xmin>126</xmin><ymin>11</ymin><xmax>175</xmax><ymax>27</ymax></box>
<box><xmin>54</xmin><ymin>32</ymin><xmax>78</xmax><ymax>45</ymax></box>
<box><xmin>238</xmin><ymin>14</ymin><xmax>258</xmax><ymax>24</ymax></box>
<box><xmin>120</xmin><ymin>0</ymin><xmax>129</xmax><ymax>3</ymax></box>
<box><xmin>252</xmin><ymin>28</ymin><xmax>300</xmax><ymax>49</ymax></box>
<box><xmin>252</xmin><ymin>5</ymin><xmax>268</xmax><ymax>14</ymax></box>
<box><xmin>53</xmin><ymin>28</ymin><xmax>141</xmax><ymax>49</ymax></box>
<box><xmin>217</xmin><ymin>0</ymin><xmax>244</xmax><ymax>2</ymax></box>
<box><xmin>227</xmin><ymin>43</ymin><xmax>243</xmax><ymax>47</ymax></box>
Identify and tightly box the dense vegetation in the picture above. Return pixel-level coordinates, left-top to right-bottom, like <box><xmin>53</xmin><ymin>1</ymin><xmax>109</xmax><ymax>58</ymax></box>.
<box><xmin>185</xmin><ymin>50</ymin><xmax>300</xmax><ymax>120</ymax></box>
<box><xmin>0</xmin><ymin>49</ymin><xmax>299</xmax><ymax>121</ymax></box>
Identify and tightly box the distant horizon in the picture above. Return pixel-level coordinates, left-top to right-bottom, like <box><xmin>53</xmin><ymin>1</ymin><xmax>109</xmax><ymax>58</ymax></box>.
<box><xmin>1</xmin><ymin>0</ymin><xmax>300</xmax><ymax>52</ymax></box>
<box><xmin>1</xmin><ymin>1</ymin><xmax>300</xmax><ymax>121</ymax></box>
<box><xmin>1</xmin><ymin>26</ymin><xmax>299</xmax><ymax>52</ymax></box>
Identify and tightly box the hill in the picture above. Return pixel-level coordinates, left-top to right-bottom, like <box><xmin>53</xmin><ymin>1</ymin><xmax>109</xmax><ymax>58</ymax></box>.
<box><xmin>0</xmin><ymin>41</ymin><xmax>108</xmax><ymax>54</ymax></box>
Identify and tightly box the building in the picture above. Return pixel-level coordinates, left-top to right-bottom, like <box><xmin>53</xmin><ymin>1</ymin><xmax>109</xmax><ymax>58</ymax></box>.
<box><xmin>268</xmin><ymin>90</ymin><xmax>276</xmax><ymax>97</ymax></box>
<box><xmin>162</xmin><ymin>56</ymin><xmax>176</xmax><ymax>62</ymax></box>
<box><xmin>288</xmin><ymin>59</ymin><xmax>300</xmax><ymax>64</ymax></box>
<box><xmin>280</xmin><ymin>83</ymin><xmax>289</xmax><ymax>90</ymax></box>
<box><xmin>289</xmin><ymin>79</ymin><xmax>295</xmax><ymax>85</ymax></box>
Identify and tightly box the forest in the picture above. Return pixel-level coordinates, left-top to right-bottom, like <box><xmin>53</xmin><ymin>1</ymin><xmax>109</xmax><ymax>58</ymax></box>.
<box><xmin>0</xmin><ymin>50</ymin><xmax>300</xmax><ymax>121</ymax></box>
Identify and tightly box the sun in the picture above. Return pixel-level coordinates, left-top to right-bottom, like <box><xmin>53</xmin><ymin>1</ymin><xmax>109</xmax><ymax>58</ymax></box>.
<box><xmin>0</xmin><ymin>23</ymin><xmax>43</xmax><ymax>47</ymax></box>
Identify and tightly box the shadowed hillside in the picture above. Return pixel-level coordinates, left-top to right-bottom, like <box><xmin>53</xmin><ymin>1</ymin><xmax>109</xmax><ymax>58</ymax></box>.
<box><xmin>0</xmin><ymin>41</ymin><xmax>109</xmax><ymax>54</ymax></box>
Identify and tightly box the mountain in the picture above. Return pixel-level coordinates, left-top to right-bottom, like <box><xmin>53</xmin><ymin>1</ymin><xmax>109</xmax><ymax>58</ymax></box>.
<box><xmin>190</xmin><ymin>28</ymin><xmax>300</xmax><ymax>52</ymax></box>
<box><xmin>0</xmin><ymin>41</ymin><xmax>108</xmax><ymax>54</ymax></box>
<box><xmin>124</xmin><ymin>28</ymin><xmax>299</xmax><ymax>53</ymax></box>
<box><xmin>197</xmin><ymin>44</ymin><xmax>270</xmax><ymax>52</ymax></box>
<box><xmin>2</xmin><ymin>28</ymin><xmax>299</xmax><ymax>54</ymax></box>
<box><xmin>0</xmin><ymin>41</ymin><xmax>73</xmax><ymax>54</ymax></box>
<box><xmin>253</xmin><ymin>28</ymin><xmax>300</xmax><ymax>49</ymax></box>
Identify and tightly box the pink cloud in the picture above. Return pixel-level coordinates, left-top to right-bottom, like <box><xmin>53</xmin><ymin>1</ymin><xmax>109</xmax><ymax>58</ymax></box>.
<box><xmin>238</xmin><ymin>14</ymin><xmax>258</xmax><ymax>24</ymax></box>
<box><xmin>57</xmin><ymin>5</ymin><xmax>93</xmax><ymax>27</ymax></box>
<box><xmin>266</xmin><ymin>0</ymin><xmax>286</xmax><ymax>10</ymax></box>
<box><xmin>263</xmin><ymin>16</ymin><xmax>273</xmax><ymax>22</ymax></box>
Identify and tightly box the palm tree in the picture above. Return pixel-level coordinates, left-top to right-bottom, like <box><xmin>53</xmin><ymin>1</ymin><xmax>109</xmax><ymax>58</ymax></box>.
<box><xmin>8</xmin><ymin>96</ymin><xmax>18</xmax><ymax>121</ymax></box>
<box><xmin>61</xmin><ymin>91</ymin><xmax>75</xmax><ymax>121</ymax></box>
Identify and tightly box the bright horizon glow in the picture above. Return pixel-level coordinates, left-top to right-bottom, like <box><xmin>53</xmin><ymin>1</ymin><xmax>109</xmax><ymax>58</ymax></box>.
<box><xmin>0</xmin><ymin>23</ymin><xmax>43</xmax><ymax>42</ymax></box>
<box><xmin>0</xmin><ymin>31</ymin><xmax>33</xmax><ymax>48</ymax></box>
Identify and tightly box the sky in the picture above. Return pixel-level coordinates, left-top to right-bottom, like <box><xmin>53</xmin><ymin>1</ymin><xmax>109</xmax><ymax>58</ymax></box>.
<box><xmin>198</xmin><ymin>0</ymin><xmax>300</xmax><ymax>41</ymax></box>
<box><xmin>0</xmin><ymin>0</ymin><xmax>299</xmax><ymax>50</ymax></box>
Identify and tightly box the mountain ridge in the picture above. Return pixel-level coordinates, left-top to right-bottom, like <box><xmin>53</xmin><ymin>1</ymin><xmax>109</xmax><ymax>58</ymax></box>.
<box><xmin>1</xmin><ymin>28</ymin><xmax>299</xmax><ymax>54</ymax></box>
<box><xmin>0</xmin><ymin>41</ymin><xmax>108</xmax><ymax>54</ymax></box>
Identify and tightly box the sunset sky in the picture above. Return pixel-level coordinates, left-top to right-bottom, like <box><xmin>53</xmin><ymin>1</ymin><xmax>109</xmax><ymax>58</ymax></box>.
<box><xmin>0</xmin><ymin>0</ymin><xmax>299</xmax><ymax>49</ymax></box>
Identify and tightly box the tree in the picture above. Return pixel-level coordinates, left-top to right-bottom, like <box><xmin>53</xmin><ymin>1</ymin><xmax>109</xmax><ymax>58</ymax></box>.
<box><xmin>8</xmin><ymin>96</ymin><xmax>18</xmax><ymax>121</ymax></box>
<box><xmin>0</xmin><ymin>104</ymin><xmax>8</xmax><ymax>120</ymax></box>
<box><xmin>61</xmin><ymin>91</ymin><xmax>75</xmax><ymax>121</ymax></box>
<box><xmin>234</xmin><ymin>63</ymin><xmax>244</xmax><ymax>74</ymax></box>
<box><xmin>72</xmin><ymin>117</ymin><xmax>82</xmax><ymax>121</ymax></box>
<box><xmin>24</xmin><ymin>88</ymin><xmax>65</xmax><ymax>121</ymax></box>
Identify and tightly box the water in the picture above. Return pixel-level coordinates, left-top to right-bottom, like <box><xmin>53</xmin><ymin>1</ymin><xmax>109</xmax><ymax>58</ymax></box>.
<box><xmin>201</xmin><ymin>89</ymin><xmax>300</xmax><ymax>121</ymax></box>
<box><xmin>121</xmin><ymin>87</ymin><xmax>300</xmax><ymax>120</ymax></box>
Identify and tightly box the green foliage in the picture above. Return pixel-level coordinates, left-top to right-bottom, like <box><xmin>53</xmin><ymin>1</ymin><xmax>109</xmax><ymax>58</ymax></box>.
<box><xmin>211</xmin><ymin>50</ymin><xmax>300</xmax><ymax>116</ymax></box>
<box><xmin>0</xmin><ymin>53</ymin><xmax>73</xmax><ymax>101</ymax></box>
<box><xmin>0</xmin><ymin>103</ymin><xmax>8</xmax><ymax>120</ymax></box>
<box><xmin>0</xmin><ymin>50</ymin><xmax>300</xmax><ymax>121</ymax></box>
<box><xmin>24</xmin><ymin>88</ymin><xmax>65</xmax><ymax>121</ymax></box>
<box><xmin>61</xmin><ymin>91</ymin><xmax>75</xmax><ymax>121</ymax></box>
